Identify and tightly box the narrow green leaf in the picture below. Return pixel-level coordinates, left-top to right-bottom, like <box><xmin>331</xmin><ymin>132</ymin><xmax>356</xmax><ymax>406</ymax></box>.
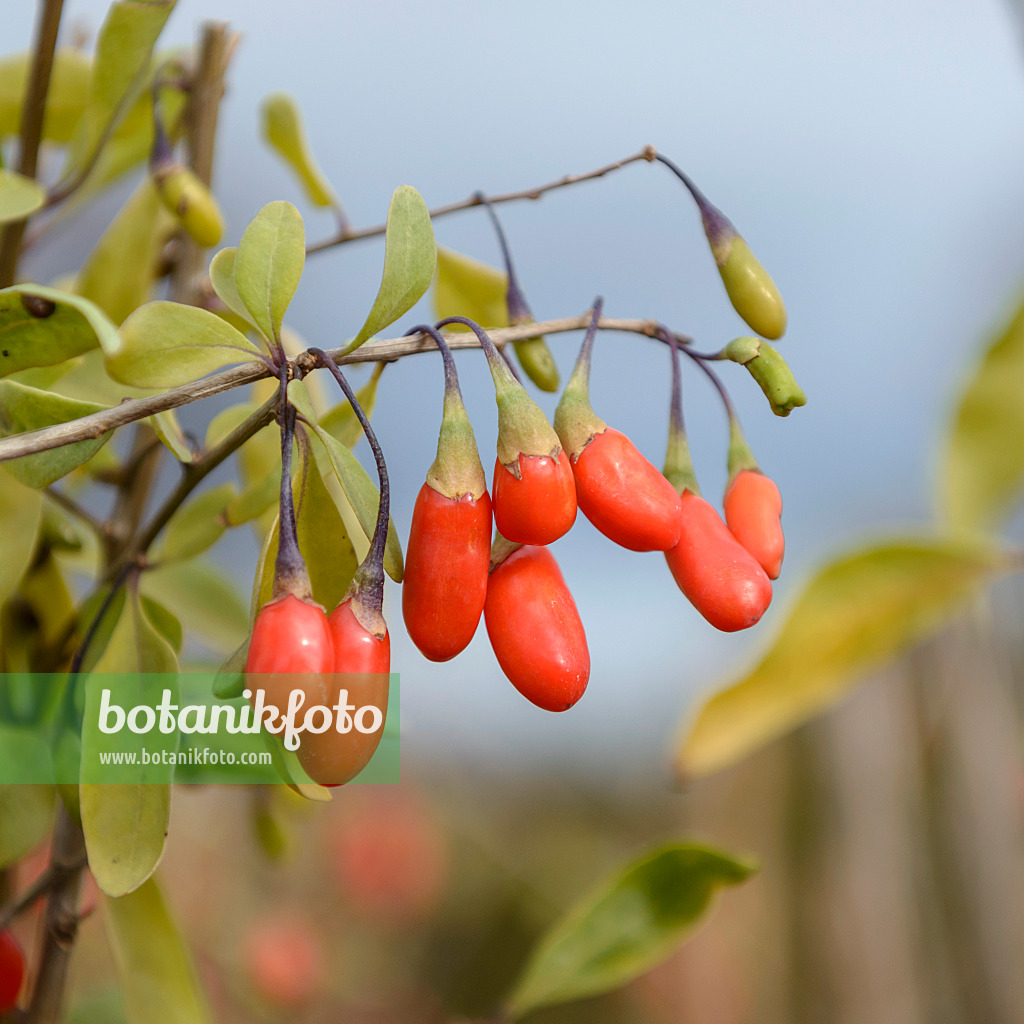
<box><xmin>260</xmin><ymin>92</ymin><xmax>336</xmax><ymax>207</ymax></box>
<box><xmin>0</xmin><ymin>284</ymin><xmax>120</xmax><ymax>377</ymax></box>
<box><xmin>140</xmin><ymin>597</ymin><xmax>182</xmax><ymax>655</ymax></box>
<box><xmin>0</xmin><ymin>782</ymin><xmax>54</xmax><ymax>867</ymax></box>
<box><xmin>233</xmin><ymin>201</ymin><xmax>305</xmax><ymax>345</ymax></box>
<box><xmin>0</xmin><ymin>474</ymin><xmax>43</xmax><ymax>605</ymax></box>
<box><xmin>150</xmin><ymin>408</ymin><xmax>194</xmax><ymax>463</ymax></box>
<box><xmin>0</xmin><ymin>381</ymin><xmax>110</xmax><ymax>487</ymax></box>
<box><xmin>109</xmin><ymin>301</ymin><xmax>263</xmax><ymax>388</ymax></box>
<box><xmin>433</xmin><ymin>245</ymin><xmax>508</xmax><ymax>329</ymax></box>
<box><xmin>64</xmin><ymin>0</ymin><xmax>175</xmax><ymax>179</ymax></box>
<box><xmin>943</xmin><ymin>292</ymin><xmax>1024</xmax><ymax>530</ymax></box>
<box><xmin>348</xmin><ymin>185</ymin><xmax>435</xmax><ymax>352</ymax></box>
<box><xmin>507</xmin><ymin>842</ymin><xmax>756</xmax><ymax>1017</ymax></box>
<box><xmin>288</xmin><ymin>379</ymin><xmax>403</xmax><ymax>581</ymax></box>
<box><xmin>207</xmin><ymin>248</ymin><xmax>257</xmax><ymax>331</ymax></box>
<box><xmin>252</xmin><ymin>451</ymin><xmax>359</xmax><ymax>614</ymax></box>
<box><xmin>0</xmin><ymin>48</ymin><xmax>92</xmax><ymax>142</ymax></box>
<box><xmin>676</xmin><ymin>538</ymin><xmax>1005</xmax><ymax>779</ymax></box>
<box><xmin>80</xmin><ymin>590</ymin><xmax>178</xmax><ymax>897</ymax></box>
<box><xmin>76</xmin><ymin>177</ymin><xmax>174</xmax><ymax>326</ymax></box>
<box><xmin>0</xmin><ymin>169</ymin><xmax>45</xmax><ymax>223</ymax></box>
<box><xmin>154</xmin><ymin>482</ymin><xmax>234</xmax><ymax>563</ymax></box>
<box><xmin>141</xmin><ymin>561</ymin><xmax>248</xmax><ymax>654</ymax></box>
<box><xmin>104</xmin><ymin>876</ymin><xmax>212</xmax><ymax>1024</ymax></box>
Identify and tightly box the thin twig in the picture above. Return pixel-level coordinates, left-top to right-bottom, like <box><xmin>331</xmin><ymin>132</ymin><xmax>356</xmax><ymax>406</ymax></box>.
<box><xmin>25</xmin><ymin>805</ymin><xmax>86</xmax><ymax>1024</ymax></box>
<box><xmin>0</xmin><ymin>0</ymin><xmax>65</xmax><ymax>287</ymax></box>
<box><xmin>108</xmin><ymin>392</ymin><xmax>279</xmax><ymax>579</ymax></box>
<box><xmin>0</xmin><ymin>854</ymin><xmax>88</xmax><ymax>934</ymax></box>
<box><xmin>305</xmin><ymin>146</ymin><xmax>658</xmax><ymax>255</ymax></box>
<box><xmin>0</xmin><ymin>317</ymin><xmax>690</xmax><ymax>464</ymax></box>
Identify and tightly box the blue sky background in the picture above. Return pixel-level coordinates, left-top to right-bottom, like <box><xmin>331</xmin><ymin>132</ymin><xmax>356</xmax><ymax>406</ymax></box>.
<box><xmin>5</xmin><ymin>0</ymin><xmax>1024</xmax><ymax>776</ymax></box>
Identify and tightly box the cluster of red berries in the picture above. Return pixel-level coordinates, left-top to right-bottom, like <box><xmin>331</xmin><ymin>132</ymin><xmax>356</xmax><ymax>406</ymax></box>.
<box><xmin>245</xmin><ymin>362</ymin><xmax>391</xmax><ymax>788</ymax></box>
<box><xmin>242</xmin><ymin>169</ymin><xmax>800</xmax><ymax>779</ymax></box>
<box><xmin>401</xmin><ymin>308</ymin><xmax>786</xmax><ymax>714</ymax></box>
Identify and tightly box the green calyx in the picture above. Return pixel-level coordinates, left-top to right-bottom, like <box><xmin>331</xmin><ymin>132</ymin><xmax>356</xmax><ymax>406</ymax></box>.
<box><xmin>427</xmin><ymin>387</ymin><xmax>487</xmax><ymax>501</ymax></box>
<box><xmin>723</xmin><ymin>337</ymin><xmax>807</xmax><ymax>417</ymax></box>
<box><xmin>513</xmin><ymin>333</ymin><xmax>560</xmax><ymax>392</ymax></box>
<box><xmin>489</xmin><ymin>353</ymin><xmax>562</xmax><ymax>469</ymax></box>
<box><xmin>726</xmin><ymin>417</ymin><xmax>760</xmax><ymax>483</ymax></box>
<box><xmin>554</xmin><ymin>361</ymin><xmax>606</xmax><ymax>463</ymax></box>
<box><xmin>717</xmin><ymin>236</ymin><xmax>787</xmax><ymax>341</ymax></box>
<box><xmin>663</xmin><ymin>421</ymin><xmax>700</xmax><ymax>496</ymax></box>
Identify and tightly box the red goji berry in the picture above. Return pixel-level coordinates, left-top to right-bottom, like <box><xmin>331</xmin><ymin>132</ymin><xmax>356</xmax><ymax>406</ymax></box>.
<box><xmin>492</xmin><ymin>451</ymin><xmax>576</xmax><ymax>545</ymax></box>
<box><xmin>724</xmin><ymin>469</ymin><xmax>784</xmax><ymax>579</ymax></box>
<box><xmin>0</xmin><ymin>930</ymin><xmax>24</xmax><ymax>1014</ymax></box>
<box><xmin>484</xmin><ymin>543</ymin><xmax>589</xmax><ymax>711</ymax></box>
<box><xmin>665</xmin><ymin>492</ymin><xmax>772</xmax><ymax>631</ymax></box>
<box><xmin>403</xmin><ymin>482</ymin><xmax>492</xmax><ymax>661</ymax></box>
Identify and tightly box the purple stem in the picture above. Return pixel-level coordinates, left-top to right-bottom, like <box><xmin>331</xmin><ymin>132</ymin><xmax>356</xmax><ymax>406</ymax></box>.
<box><xmin>309</xmin><ymin>350</ymin><xmax>389</xmax><ymax>609</ymax></box>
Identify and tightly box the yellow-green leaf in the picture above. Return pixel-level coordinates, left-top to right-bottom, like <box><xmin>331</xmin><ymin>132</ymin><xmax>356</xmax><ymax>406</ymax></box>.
<box><xmin>347</xmin><ymin>185</ymin><xmax>435</xmax><ymax>352</ymax></box>
<box><xmin>288</xmin><ymin>379</ymin><xmax>403</xmax><ymax>581</ymax></box>
<box><xmin>507</xmin><ymin>842</ymin><xmax>756</xmax><ymax>1018</ymax></box>
<box><xmin>0</xmin><ymin>169</ymin><xmax>45</xmax><ymax>223</ymax></box>
<box><xmin>109</xmin><ymin>301</ymin><xmax>263</xmax><ymax>388</ymax></box>
<box><xmin>207</xmin><ymin>248</ymin><xmax>257</xmax><ymax>331</ymax></box>
<box><xmin>76</xmin><ymin>177</ymin><xmax>174</xmax><ymax>326</ymax></box>
<box><xmin>150</xmin><ymin>408</ymin><xmax>194</xmax><ymax>463</ymax></box>
<box><xmin>433</xmin><ymin>245</ymin><xmax>508</xmax><ymax>329</ymax></box>
<box><xmin>251</xmin><ymin>450</ymin><xmax>359</xmax><ymax>615</ymax></box>
<box><xmin>676</xmin><ymin>538</ymin><xmax>1005</xmax><ymax>780</ymax></box>
<box><xmin>0</xmin><ymin>380</ymin><xmax>110</xmax><ymax>487</ymax></box>
<box><xmin>104</xmin><ymin>876</ymin><xmax>212</xmax><ymax>1024</ymax></box>
<box><xmin>0</xmin><ymin>48</ymin><xmax>92</xmax><ymax>142</ymax></box>
<box><xmin>64</xmin><ymin>0</ymin><xmax>175</xmax><ymax>179</ymax></box>
<box><xmin>154</xmin><ymin>482</ymin><xmax>234</xmax><ymax>563</ymax></box>
<box><xmin>141</xmin><ymin>561</ymin><xmax>248</xmax><ymax>654</ymax></box>
<box><xmin>0</xmin><ymin>474</ymin><xmax>43</xmax><ymax>605</ymax></box>
<box><xmin>260</xmin><ymin>92</ymin><xmax>336</xmax><ymax>207</ymax></box>
<box><xmin>943</xmin><ymin>292</ymin><xmax>1024</xmax><ymax>531</ymax></box>
<box><xmin>0</xmin><ymin>284</ymin><xmax>120</xmax><ymax>377</ymax></box>
<box><xmin>80</xmin><ymin>589</ymin><xmax>178</xmax><ymax>897</ymax></box>
<box><xmin>0</xmin><ymin>783</ymin><xmax>54</xmax><ymax>867</ymax></box>
<box><xmin>204</xmin><ymin>401</ymin><xmax>257</xmax><ymax>450</ymax></box>
<box><xmin>233</xmin><ymin>201</ymin><xmax>305</xmax><ymax>345</ymax></box>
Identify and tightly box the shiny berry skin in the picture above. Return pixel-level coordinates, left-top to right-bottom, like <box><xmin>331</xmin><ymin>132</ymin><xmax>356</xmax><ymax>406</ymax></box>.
<box><xmin>724</xmin><ymin>469</ymin><xmax>784</xmax><ymax>579</ymax></box>
<box><xmin>245</xmin><ymin>594</ymin><xmax>334</xmax><ymax>675</ymax></box>
<box><xmin>665</xmin><ymin>492</ymin><xmax>773</xmax><ymax>632</ymax></box>
<box><xmin>0</xmin><ymin>930</ymin><xmax>24</xmax><ymax>1014</ymax></box>
<box><xmin>492</xmin><ymin>451</ymin><xmax>577</xmax><ymax>545</ymax></box>
<box><xmin>571</xmin><ymin>428</ymin><xmax>682</xmax><ymax>551</ymax></box>
<box><xmin>484</xmin><ymin>545</ymin><xmax>589</xmax><ymax>711</ymax></box>
<box><xmin>289</xmin><ymin>598</ymin><xmax>391</xmax><ymax>788</ymax></box>
<box><xmin>402</xmin><ymin>482</ymin><xmax>492</xmax><ymax>662</ymax></box>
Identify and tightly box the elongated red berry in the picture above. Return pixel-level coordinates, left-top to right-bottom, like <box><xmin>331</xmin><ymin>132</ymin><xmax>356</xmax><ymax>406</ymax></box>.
<box><xmin>404</xmin><ymin>483</ymin><xmax>492</xmax><ymax>661</ymax></box>
<box><xmin>484</xmin><ymin>541</ymin><xmax>589</xmax><ymax>711</ymax></box>
<box><xmin>724</xmin><ymin>469</ymin><xmax>784</xmax><ymax>579</ymax></box>
<box><xmin>665</xmin><ymin>492</ymin><xmax>772</xmax><ymax>631</ymax></box>
<box><xmin>554</xmin><ymin>302</ymin><xmax>681</xmax><ymax>551</ymax></box>
<box><xmin>571</xmin><ymin>428</ymin><xmax>682</xmax><ymax>550</ymax></box>
<box><xmin>0</xmin><ymin>930</ymin><xmax>24</xmax><ymax>1014</ymax></box>
<box><xmin>435</xmin><ymin>316</ymin><xmax>577</xmax><ymax>546</ymax></box>
<box><xmin>402</xmin><ymin>325</ymin><xmax>492</xmax><ymax>661</ymax></box>
<box><xmin>245</xmin><ymin>594</ymin><xmax>335</xmax><ymax>675</ymax></box>
<box><xmin>492</xmin><ymin>451</ymin><xmax>576</xmax><ymax>545</ymax></box>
